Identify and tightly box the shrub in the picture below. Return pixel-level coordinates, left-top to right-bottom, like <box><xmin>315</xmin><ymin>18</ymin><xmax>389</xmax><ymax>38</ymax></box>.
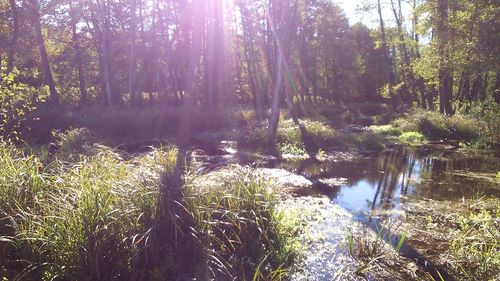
<box><xmin>370</xmin><ymin>125</ymin><xmax>402</xmax><ymax>136</ymax></box>
<box><xmin>398</xmin><ymin>131</ymin><xmax>425</xmax><ymax>146</ymax></box>
<box><xmin>418</xmin><ymin>115</ymin><xmax>449</xmax><ymax>140</ymax></box>
<box><xmin>0</xmin><ymin>71</ymin><xmax>47</xmax><ymax>141</ymax></box>
<box><xmin>391</xmin><ymin>109</ymin><xmax>495</xmax><ymax>147</ymax></box>
<box><xmin>239</xmin><ymin>118</ymin><xmax>336</xmax><ymax>155</ymax></box>
<box><xmin>448</xmin><ymin>115</ymin><xmax>479</xmax><ymax>142</ymax></box>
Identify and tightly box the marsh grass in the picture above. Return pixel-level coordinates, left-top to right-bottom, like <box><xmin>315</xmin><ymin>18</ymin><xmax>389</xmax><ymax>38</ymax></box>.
<box><xmin>0</xmin><ymin>130</ymin><xmax>299</xmax><ymax>280</ymax></box>
<box><xmin>185</xmin><ymin>168</ymin><xmax>301</xmax><ymax>280</ymax></box>
<box><xmin>239</xmin><ymin>117</ymin><xmax>336</xmax><ymax>155</ymax></box>
<box><xmin>398</xmin><ymin>132</ymin><xmax>425</xmax><ymax>146</ymax></box>
<box><xmin>344</xmin><ymin>220</ymin><xmax>407</xmax><ymax>275</ymax></box>
<box><xmin>0</xmin><ymin>140</ymin><xmax>169</xmax><ymax>280</ymax></box>
<box><xmin>447</xmin><ymin>197</ymin><xmax>500</xmax><ymax>280</ymax></box>
<box><xmin>369</xmin><ymin>124</ymin><xmax>403</xmax><ymax>136</ymax></box>
<box><xmin>392</xmin><ymin>109</ymin><xmax>497</xmax><ymax>148</ymax></box>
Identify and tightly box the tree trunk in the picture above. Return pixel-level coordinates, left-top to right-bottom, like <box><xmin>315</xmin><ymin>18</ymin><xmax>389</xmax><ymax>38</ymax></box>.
<box><xmin>267</xmin><ymin>54</ymin><xmax>283</xmax><ymax>152</ymax></box>
<box><xmin>98</xmin><ymin>0</ymin><xmax>113</xmax><ymax>106</ymax></box>
<box><xmin>238</xmin><ymin>2</ymin><xmax>262</xmax><ymax>119</ymax></box>
<box><xmin>494</xmin><ymin>71</ymin><xmax>500</xmax><ymax>103</ymax></box>
<box><xmin>29</xmin><ymin>0</ymin><xmax>58</xmax><ymax>100</ymax></box>
<box><xmin>70</xmin><ymin>0</ymin><xmax>88</xmax><ymax>106</ymax></box>
<box><xmin>377</xmin><ymin>0</ymin><xmax>394</xmax><ymax>98</ymax></box>
<box><xmin>129</xmin><ymin>0</ymin><xmax>138</xmax><ymax>107</ymax></box>
<box><xmin>7</xmin><ymin>0</ymin><xmax>19</xmax><ymax>74</ymax></box>
<box><xmin>177</xmin><ymin>1</ymin><xmax>204</xmax><ymax>146</ymax></box>
<box><xmin>437</xmin><ymin>0</ymin><xmax>453</xmax><ymax>115</ymax></box>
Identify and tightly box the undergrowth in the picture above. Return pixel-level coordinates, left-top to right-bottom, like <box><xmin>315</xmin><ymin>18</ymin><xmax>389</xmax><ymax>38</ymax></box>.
<box><xmin>391</xmin><ymin>109</ymin><xmax>499</xmax><ymax>148</ymax></box>
<box><xmin>239</xmin><ymin>117</ymin><xmax>336</xmax><ymax>155</ymax></box>
<box><xmin>344</xmin><ymin>220</ymin><xmax>407</xmax><ymax>275</ymax></box>
<box><xmin>0</xmin><ymin>129</ymin><xmax>299</xmax><ymax>280</ymax></box>
<box><xmin>448</xmin><ymin>197</ymin><xmax>500</xmax><ymax>280</ymax></box>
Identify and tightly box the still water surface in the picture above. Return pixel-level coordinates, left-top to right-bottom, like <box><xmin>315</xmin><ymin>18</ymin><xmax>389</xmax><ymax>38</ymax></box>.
<box><xmin>276</xmin><ymin>146</ymin><xmax>499</xmax><ymax>214</ymax></box>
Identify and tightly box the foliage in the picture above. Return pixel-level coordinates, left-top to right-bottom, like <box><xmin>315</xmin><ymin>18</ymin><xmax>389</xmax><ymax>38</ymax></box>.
<box><xmin>0</xmin><ymin>71</ymin><xmax>46</xmax><ymax>141</ymax></box>
<box><xmin>398</xmin><ymin>132</ymin><xmax>425</xmax><ymax>146</ymax></box>
<box><xmin>450</xmin><ymin>204</ymin><xmax>500</xmax><ymax>280</ymax></box>
<box><xmin>240</xmin><ymin>117</ymin><xmax>336</xmax><ymax>155</ymax></box>
<box><xmin>392</xmin><ymin>109</ymin><xmax>496</xmax><ymax>148</ymax></box>
<box><xmin>278</xmin><ymin>142</ymin><xmax>306</xmax><ymax>156</ymax></box>
<box><xmin>370</xmin><ymin>125</ymin><xmax>402</xmax><ymax>136</ymax></box>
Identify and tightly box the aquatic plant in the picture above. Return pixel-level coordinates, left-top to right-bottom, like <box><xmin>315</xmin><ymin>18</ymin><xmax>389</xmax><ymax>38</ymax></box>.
<box><xmin>186</xmin><ymin>168</ymin><xmax>301</xmax><ymax>280</ymax></box>
<box><xmin>344</xmin><ymin>220</ymin><xmax>407</xmax><ymax>275</ymax></box>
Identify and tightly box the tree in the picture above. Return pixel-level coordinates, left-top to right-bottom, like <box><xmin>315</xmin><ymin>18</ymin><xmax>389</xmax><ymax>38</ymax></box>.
<box><xmin>28</xmin><ymin>0</ymin><xmax>58</xmax><ymax>100</ymax></box>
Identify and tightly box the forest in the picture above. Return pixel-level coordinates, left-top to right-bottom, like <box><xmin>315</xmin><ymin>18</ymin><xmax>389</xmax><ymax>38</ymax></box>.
<box><xmin>0</xmin><ymin>0</ymin><xmax>499</xmax><ymax>280</ymax></box>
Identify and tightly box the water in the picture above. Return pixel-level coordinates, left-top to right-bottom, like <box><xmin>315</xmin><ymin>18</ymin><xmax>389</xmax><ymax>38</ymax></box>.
<box><xmin>275</xmin><ymin>146</ymin><xmax>499</xmax><ymax>215</ymax></box>
<box><xmin>276</xmin><ymin>146</ymin><xmax>499</xmax><ymax>280</ymax></box>
<box><xmin>197</xmin><ymin>142</ymin><xmax>499</xmax><ymax>280</ymax></box>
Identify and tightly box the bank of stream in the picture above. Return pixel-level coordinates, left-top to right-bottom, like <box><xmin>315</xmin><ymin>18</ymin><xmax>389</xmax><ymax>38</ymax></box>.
<box><xmin>192</xmin><ymin>137</ymin><xmax>499</xmax><ymax>280</ymax></box>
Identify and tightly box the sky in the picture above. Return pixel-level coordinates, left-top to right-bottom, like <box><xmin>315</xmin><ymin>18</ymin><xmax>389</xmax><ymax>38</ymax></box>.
<box><xmin>335</xmin><ymin>0</ymin><xmax>413</xmax><ymax>29</ymax></box>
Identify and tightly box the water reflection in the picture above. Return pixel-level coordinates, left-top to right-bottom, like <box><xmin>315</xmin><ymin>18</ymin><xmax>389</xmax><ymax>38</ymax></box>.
<box><xmin>279</xmin><ymin>146</ymin><xmax>499</xmax><ymax>214</ymax></box>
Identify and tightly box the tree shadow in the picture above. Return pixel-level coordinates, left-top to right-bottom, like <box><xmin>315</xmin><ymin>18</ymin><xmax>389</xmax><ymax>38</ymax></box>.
<box><xmin>291</xmin><ymin>115</ymin><xmax>320</xmax><ymax>161</ymax></box>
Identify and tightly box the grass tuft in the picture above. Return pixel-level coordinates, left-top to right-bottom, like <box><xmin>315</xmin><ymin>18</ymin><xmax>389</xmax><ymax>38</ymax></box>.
<box><xmin>0</xmin><ymin>140</ymin><xmax>298</xmax><ymax>280</ymax></box>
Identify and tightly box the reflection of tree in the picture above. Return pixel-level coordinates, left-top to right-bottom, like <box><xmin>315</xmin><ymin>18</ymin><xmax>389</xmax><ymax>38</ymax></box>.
<box><xmin>413</xmin><ymin>151</ymin><xmax>498</xmax><ymax>199</ymax></box>
<box><xmin>371</xmin><ymin>147</ymin><xmax>411</xmax><ymax>210</ymax></box>
<box><xmin>280</xmin><ymin>146</ymin><xmax>498</xmax><ymax>204</ymax></box>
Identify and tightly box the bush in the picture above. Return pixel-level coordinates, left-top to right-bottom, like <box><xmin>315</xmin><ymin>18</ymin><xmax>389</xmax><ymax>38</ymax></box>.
<box><xmin>370</xmin><ymin>125</ymin><xmax>402</xmax><ymax>136</ymax></box>
<box><xmin>391</xmin><ymin>109</ymin><xmax>495</xmax><ymax>147</ymax></box>
<box><xmin>0</xmin><ymin>71</ymin><xmax>47</xmax><ymax>141</ymax></box>
<box><xmin>239</xmin><ymin>118</ymin><xmax>336</xmax><ymax>155</ymax></box>
<box><xmin>398</xmin><ymin>131</ymin><xmax>425</xmax><ymax>146</ymax></box>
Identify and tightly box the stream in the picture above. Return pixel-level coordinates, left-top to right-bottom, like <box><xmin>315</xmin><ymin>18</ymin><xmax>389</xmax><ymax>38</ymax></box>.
<box><xmin>193</xmin><ymin>141</ymin><xmax>499</xmax><ymax>280</ymax></box>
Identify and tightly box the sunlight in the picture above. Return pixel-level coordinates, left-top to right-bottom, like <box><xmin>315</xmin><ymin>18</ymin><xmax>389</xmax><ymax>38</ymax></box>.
<box><xmin>2</xmin><ymin>0</ymin><xmax>497</xmax><ymax>278</ymax></box>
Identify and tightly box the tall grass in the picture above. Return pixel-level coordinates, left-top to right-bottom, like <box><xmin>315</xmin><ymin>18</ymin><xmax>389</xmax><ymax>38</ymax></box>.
<box><xmin>344</xmin><ymin>220</ymin><xmax>407</xmax><ymax>275</ymax></box>
<box><xmin>0</xmin><ymin>131</ymin><xmax>299</xmax><ymax>280</ymax></box>
<box><xmin>392</xmin><ymin>109</ymin><xmax>498</xmax><ymax>148</ymax></box>
<box><xmin>185</xmin><ymin>168</ymin><xmax>301</xmax><ymax>280</ymax></box>
<box><xmin>239</xmin><ymin>117</ymin><xmax>336</xmax><ymax>154</ymax></box>
<box><xmin>449</xmin><ymin>200</ymin><xmax>499</xmax><ymax>280</ymax></box>
<box><xmin>0</xmin><ymin>140</ymin><xmax>167</xmax><ymax>280</ymax></box>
